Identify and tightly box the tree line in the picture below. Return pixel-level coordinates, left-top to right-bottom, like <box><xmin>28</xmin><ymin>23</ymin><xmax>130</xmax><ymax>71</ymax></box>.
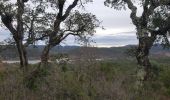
<box><xmin>0</xmin><ymin>0</ymin><xmax>170</xmax><ymax>80</ymax></box>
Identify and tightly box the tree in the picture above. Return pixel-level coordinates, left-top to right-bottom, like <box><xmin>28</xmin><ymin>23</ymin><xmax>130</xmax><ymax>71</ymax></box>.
<box><xmin>0</xmin><ymin>0</ymin><xmax>29</xmax><ymax>69</ymax></box>
<box><xmin>20</xmin><ymin>0</ymin><xmax>100</xmax><ymax>86</ymax></box>
<box><xmin>31</xmin><ymin>0</ymin><xmax>100</xmax><ymax>67</ymax></box>
<box><xmin>105</xmin><ymin>0</ymin><xmax>170</xmax><ymax>80</ymax></box>
<box><xmin>0</xmin><ymin>0</ymin><xmax>51</xmax><ymax>69</ymax></box>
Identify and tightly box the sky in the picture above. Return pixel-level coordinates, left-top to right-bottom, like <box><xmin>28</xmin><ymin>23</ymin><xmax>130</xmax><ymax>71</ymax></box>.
<box><xmin>63</xmin><ymin>0</ymin><xmax>140</xmax><ymax>47</ymax></box>
<box><xmin>0</xmin><ymin>0</ymin><xmax>141</xmax><ymax>47</ymax></box>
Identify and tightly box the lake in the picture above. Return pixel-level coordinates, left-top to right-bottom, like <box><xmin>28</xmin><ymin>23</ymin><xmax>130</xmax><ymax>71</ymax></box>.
<box><xmin>2</xmin><ymin>60</ymin><xmax>40</xmax><ymax>64</ymax></box>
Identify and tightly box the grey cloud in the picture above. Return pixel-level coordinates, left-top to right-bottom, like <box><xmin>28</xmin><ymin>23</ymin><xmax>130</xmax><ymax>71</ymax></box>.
<box><xmin>62</xmin><ymin>32</ymin><xmax>138</xmax><ymax>47</ymax></box>
<box><xmin>92</xmin><ymin>32</ymin><xmax>138</xmax><ymax>47</ymax></box>
<box><xmin>82</xmin><ymin>0</ymin><xmax>135</xmax><ymax>29</ymax></box>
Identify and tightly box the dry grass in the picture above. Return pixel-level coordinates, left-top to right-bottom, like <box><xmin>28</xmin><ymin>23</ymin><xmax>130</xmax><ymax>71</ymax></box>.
<box><xmin>0</xmin><ymin>57</ymin><xmax>170</xmax><ymax>100</ymax></box>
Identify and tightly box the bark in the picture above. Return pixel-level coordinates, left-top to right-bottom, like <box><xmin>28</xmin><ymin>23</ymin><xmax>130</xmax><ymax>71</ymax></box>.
<box><xmin>16</xmin><ymin>40</ymin><xmax>28</xmax><ymax>69</ymax></box>
<box><xmin>40</xmin><ymin>39</ymin><xmax>61</xmax><ymax>67</ymax></box>
<box><xmin>136</xmin><ymin>33</ymin><xmax>156</xmax><ymax>81</ymax></box>
<box><xmin>40</xmin><ymin>44</ymin><xmax>52</xmax><ymax>64</ymax></box>
<box><xmin>123</xmin><ymin>0</ymin><xmax>139</xmax><ymax>26</ymax></box>
<box><xmin>16</xmin><ymin>0</ymin><xmax>28</xmax><ymax>69</ymax></box>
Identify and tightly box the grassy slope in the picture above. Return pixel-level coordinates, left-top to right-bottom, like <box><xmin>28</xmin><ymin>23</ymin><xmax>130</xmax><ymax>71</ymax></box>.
<box><xmin>0</xmin><ymin>58</ymin><xmax>170</xmax><ymax>100</ymax></box>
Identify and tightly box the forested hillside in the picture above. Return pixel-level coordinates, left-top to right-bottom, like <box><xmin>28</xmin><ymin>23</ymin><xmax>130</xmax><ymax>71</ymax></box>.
<box><xmin>0</xmin><ymin>45</ymin><xmax>169</xmax><ymax>60</ymax></box>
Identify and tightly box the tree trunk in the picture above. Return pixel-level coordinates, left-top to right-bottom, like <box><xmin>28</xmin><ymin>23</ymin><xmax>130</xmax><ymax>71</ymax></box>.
<box><xmin>40</xmin><ymin>34</ymin><xmax>62</xmax><ymax>67</ymax></box>
<box><xmin>40</xmin><ymin>44</ymin><xmax>53</xmax><ymax>67</ymax></box>
<box><xmin>16</xmin><ymin>40</ymin><xmax>28</xmax><ymax>70</ymax></box>
<box><xmin>136</xmin><ymin>36</ymin><xmax>156</xmax><ymax>81</ymax></box>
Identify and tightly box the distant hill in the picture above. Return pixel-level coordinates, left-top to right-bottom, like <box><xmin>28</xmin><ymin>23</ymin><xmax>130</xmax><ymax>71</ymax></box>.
<box><xmin>0</xmin><ymin>44</ymin><xmax>170</xmax><ymax>60</ymax></box>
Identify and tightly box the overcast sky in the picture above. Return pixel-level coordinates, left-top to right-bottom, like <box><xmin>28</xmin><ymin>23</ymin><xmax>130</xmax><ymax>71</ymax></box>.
<box><xmin>0</xmin><ymin>0</ymin><xmax>142</xmax><ymax>47</ymax></box>
<box><xmin>64</xmin><ymin>0</ymin><xmax>139</xmax><ymax>47</ymax></box>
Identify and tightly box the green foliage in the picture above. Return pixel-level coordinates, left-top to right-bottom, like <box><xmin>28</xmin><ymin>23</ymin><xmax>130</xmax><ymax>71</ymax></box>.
<box><xmin>1</xmin><ymin>58</ymin><xmax>170</xmax><ymax>99</ymax></box>
<box><xmin>125</xmin><ymin>46</ymin><xmax>137</xmax><ymax>57</ymax></box>
<box><xmin>59</xmin><ymin>72</ymin><xmax>90</xmax><ymax>99</ymax></box>
<box><xmin>104</xmin><ymin>0</ymin><xmax>126</xmax><ymax>10</ymax></box>
<box><xmin>99</xmin><ymin>62</ymin><xmax>115</xmax><ymax>81</ymax></box>
<box><xmin>0</xmin><ymin>71</ymin><xmax>5</xmax><ymax>81</ymax></box>
<box><xmin>160</xmin><ymin>67</ymin><xmax>170</xmax><ymax>95</ymax></box>
<box><xmin>145</xmin><ymin>61</ymin><xmax>161</xmax><ymax>80</ymax></box>
<box><xmin>50</xmin><ymin>53</ymin><xmax>69</xmax><ymax>61</ymax></box>
<box><xmin>24</xmin><ymin>64</ymin><xmax>50</xmax><ymax>90</ymax></box>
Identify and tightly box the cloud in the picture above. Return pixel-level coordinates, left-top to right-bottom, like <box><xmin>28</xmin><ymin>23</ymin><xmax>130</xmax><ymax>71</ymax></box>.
<box><xmin>62</xmin><ymin>31</ymin><xmax>138</xmax><ymax>47</ymax></box>
<box><xmin>92</xmin><ymin>32</ymin><xmax>138</xmax><ymax>47</ymax></box>
<box><xmin>81</xmin><ymin>0</ymin><xmax>136</xmax><ymax>30</ymax></box>
<box><xmin>0</xmin><ymin>27</ymin><xmax>138</xmax><ymax>47</ymax></box>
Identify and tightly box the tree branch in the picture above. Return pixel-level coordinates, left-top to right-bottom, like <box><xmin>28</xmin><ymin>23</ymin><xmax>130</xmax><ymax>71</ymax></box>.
<box><xmin>24</xmin><ymin>34</ymin><xmax>49</xmax><ymax>47</ymax></box>
<box><xmin>16</xmin><ymin>0</ymin><xmax>25</xmax><ymax>39</ymax></box>
<box><xmin>60</xmin><ymin>32</ymin><xmax>79</xmax><ymax>42</ymax></box>
<box><xmin>1</xmin><ymin>13</ymin><xmax>17</xmax><ymax>34</ymax></box>
<box><xmin>62</xmin><ymin>0</ymin><xmax>79</xmax><ymax>21</ymax></box>
<box><xmin>123</xmin><ymin>0</ymin><xmax>139</xmax><ymax>26</ymax></box>
<box><xmin>52</xmin><ymin>0</ymin><xmax>79</xmax><ymax>41</ymax></box>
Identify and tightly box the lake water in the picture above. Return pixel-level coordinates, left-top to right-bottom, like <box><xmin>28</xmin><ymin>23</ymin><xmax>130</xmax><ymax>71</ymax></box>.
<box><xmin>2</xmin><ymin>60</ymin><xmax>40</xmax><ymax>64</ymax></box>
<box><xmin>2</xmin><ymin>58</ymin><xmax>104</xmax><ymax>64</ymax></box>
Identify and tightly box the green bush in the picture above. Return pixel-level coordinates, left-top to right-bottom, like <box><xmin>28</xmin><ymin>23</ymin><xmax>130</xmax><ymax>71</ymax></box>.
<box><xmin>24</xmin><ymin>64</ymin><xmax>50</xmax><ymax>90</ymax></box>
<box><xmin>0</xmin><ymin>72</ymin><xmax>5</xmax><ymax>81</ymax></box>
<box><xmin>1</xmin><ymin>58</ymin><xmax>170</xmax><ymax>100</ymax></box>
<box><xmin>160</xmin><ymin>67</ymin><xmax>170</xmax><ymax>95</ymax></box>
<box><xmin>99</xmin><ymin>62</ymin><xmax>115</xmax><ymax>81</ymax></box>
